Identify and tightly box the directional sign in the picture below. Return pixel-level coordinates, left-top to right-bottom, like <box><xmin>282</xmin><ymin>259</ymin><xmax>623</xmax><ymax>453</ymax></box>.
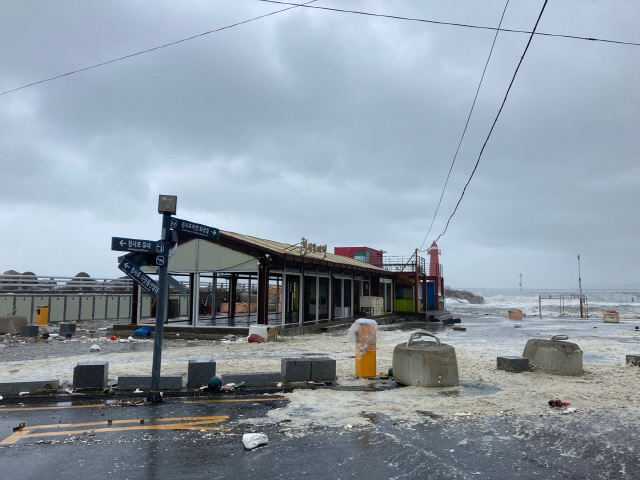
<box><xmin>118</xmin><ymin>257</ymin><xmax>160</xmax><ymax>295</ymax></box>
<box><xmin>170</xmin><ymin>218</ymin><xmax>219</xmax><ymax>241</ymax></box>
<box><xmin>112</xmin><ymin>237</ymin><xmax>169</xmax><ymax>255</ymax></box>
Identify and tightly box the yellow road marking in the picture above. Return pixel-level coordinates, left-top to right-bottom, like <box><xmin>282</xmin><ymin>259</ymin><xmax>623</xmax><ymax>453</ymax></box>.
<box><xmin>0</xmin><ymin>415</ymin><xmax>229</xmax><ymax>445</ymax></box>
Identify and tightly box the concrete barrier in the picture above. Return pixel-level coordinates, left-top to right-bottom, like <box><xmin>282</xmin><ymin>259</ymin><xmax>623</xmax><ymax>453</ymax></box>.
<box><xmin>20</xmin><ymin>325</ymin><xmax>39</xmax><ymax>337</ymax></box>
<box><xmin>392</xmin><ymin>332</ymin><xmax>459</xmax><ymax>387</ymax></box>
<box><xmin>117</xmin><ymin>375</ymin><xmax>183</xmax><ymax>390</ymax></box>
<box><xmin>0</xmin><ymin>379</ymin><xmax>59</xmax><ymax>395</ymax></box>
<box><xmin>221</xmin><ymin>372</ymin><xmax>281</xmax><ymax>387</ymax></box>
<box><xmin>73</xmin><ymin>361</ymin><xmax>108</xmax><ymax>390</ymax></box>
<box><xmin>311</xmin><ymin>357</ymin><xmax>336</xmax><ymax>382</ymax></box>
<box><xmin>0</xmin><ymin>315</ymin><xmax>28</xmax><ymax>335</ymax></box>
<box><xmin>522</xmin><ymin>337</ymin><xmax>582</xmax><ymax>376</ymax></box>
<box><xmin>497</xmin><ymin>356</ymin><xmax>529</xmax><ymax>373</ymax></box>
<box><xmin>626</xmin><ymin>354</ymin><xmax>640</xmax><ymax>367</ymax></box>
<box><xmin>187</xmin><ymin>359</ymin><xmax>216</xmax><ymax>388</ymax></box>
<box><xmin>281</xmin><ymin>358</ymin><xmax>312</xmax><ymax>383</ymax></box>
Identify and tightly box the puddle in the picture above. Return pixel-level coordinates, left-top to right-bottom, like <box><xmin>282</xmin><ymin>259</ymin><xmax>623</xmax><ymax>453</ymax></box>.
<box><xmin>437</xmin><ymin>380</ymin><xmax>501</xmax><ymax>398</ymax></box>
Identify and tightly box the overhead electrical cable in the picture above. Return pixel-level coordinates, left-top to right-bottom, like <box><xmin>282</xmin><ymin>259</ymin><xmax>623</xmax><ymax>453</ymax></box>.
<box><xmin>434</xmin><ymin>0</ymin><xmax>549</xmax><ymax>243</ymax></box>
<box><xmin>418</xmin><ymin>0</ymin><xmax>510</xmax><ymax>252</ymax></box>
<box><xmin>0</xmin><ymin>0</ymin><xmax>316</xmax><ymax>97</ymax></box>
<box><xmin>258</xmin><ymin>0</ymin><xmax>640</xmax><ymax>47</ymax></box>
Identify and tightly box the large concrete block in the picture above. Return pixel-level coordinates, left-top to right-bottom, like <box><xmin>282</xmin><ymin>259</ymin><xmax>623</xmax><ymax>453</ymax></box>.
<box><xmin>59</xmin><ymin>323</ymin><xmax>77</xmax><ymax>336</ymax></box>
<box><xmin>281</xmin><ymin>358</ymin><xmax>311</xmax><ymax>383</ymax></box>
<box><xmin>187</xmin><ymin>359</ymin><xmax>217</xmax><ymax>388</ymax></box>
<box><xmin>20</xmin><ymin>325</ymin><xmax>39</xmax><ymax>337</ymax></box>
<box><xmin>0</xmin><ymin>315</ymin><xmax>28</xmax><ymax>335</ymax></box>
<box><xmin>311</xmin><ymin>357</ymin><xmax>336</xmax><ymax>382</ymax></box>
<box><xmin>0</xmin><ymin>379</ymin><xmax>59</xmax><ymax>395</ymax></box>
<box><xmin>626</xmin><ymin>354</ymin><xmax>640</xmax><ymax>367</ymax></box>
<box><xmin>73</xmin><ymin>362</ymin><xmax>109</xmax><ymax>390</ymax></box>
<box><xmin>497</xmin><ymin>356</ymin><xmax>529</xmax><ymax>373</ymax></box>
<box><xmin>523</xmin><ymin>339</ymin><xmax>582</xmax><ymax>376</ymax></box>
<box><xmin>221</xmin><ymin>372</ymin><xmax>281</xmax><ymax>387</ymax></box>
<box><xmin>117</xmin><ymin>375</ymin><xmax>183</xmax><ymax>390</ymax></box>
<box><xmin>392</xmin><ymin>336</ymin><xmax>459</xmax><ymax>387</ymax></box>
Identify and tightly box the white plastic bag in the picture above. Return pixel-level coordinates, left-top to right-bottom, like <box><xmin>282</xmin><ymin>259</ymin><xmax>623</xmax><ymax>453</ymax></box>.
<box><xmin>243</xmin><ymin>433</ymin><xmax>268</xmax><ymax>450</ymax></box>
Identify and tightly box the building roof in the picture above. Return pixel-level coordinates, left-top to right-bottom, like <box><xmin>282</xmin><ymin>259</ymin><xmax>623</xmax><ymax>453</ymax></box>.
<box><xmin>221</xmin><ymin>231</ymin><xmax>387</xmax><ymax>272</ymax></box>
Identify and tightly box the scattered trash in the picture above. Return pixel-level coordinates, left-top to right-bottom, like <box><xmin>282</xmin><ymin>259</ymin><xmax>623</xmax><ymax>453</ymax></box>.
<box><xmin>128</xmin><ymin>336</ymin><xmax>135</xmax><ymax>341</ymax></box>
<box><xmin>106</xmin><ymin>388</ymin><xmax>115</xmax><ymax>395</ymax></box>
<box><xmin>207</xmin><ymin>377</ymin><xmax>222</xmax><ymax>392</ymax></box>
<box><xmin>90</xmin><ymin>344</ymin><xmax>101</xmax><ymax>352</ymax></box>
<box><xmin>548</xmin><ymin>399</ymin><xmax>570</xmax><ymax>407</ymax></box>
<box><xmin>132</xmin><ymin>327</ymin><xmax>152</xmax><ymax>337</ymax></box>
<box><xmin>41</xmin><ymin>333</ymin><xmax>49</xmax><ymax>339</ymax></box>
<box><xmin>563</xmin><ymin>407</ymin><xmax>577</xmax><ymax>414</ymax></box>
<box><xmin>0</xmin><ymin>395</ymin><xmax>2</xmax><ymax>400</ymax></box>
<box><xmin>247</xmin><ymin>334</ymin><xmax>265</xmax><ymax>343</ymax></box>
<box><xmin>110</xmin><ymin>335</ymin><xmax>117</xmax><ymax>341</ymax></box>
<box><xmin>242</xmin><ymin>433</ymin><xmax>268</xmax><ymax>450</ymax></box>
<box><xmin>98</xmin><ymin>327</ymin><xmax>107</xmax><ymax>331</ymax></box>
<box><xmin>453</xmin><ymin>327</ymin><xmax>466</xmax><ymax>332</ymax></box>
<box><xmin>18</xmin><ymin>392</ymin><xmax>29</xmax><ymax>396</ymax></box>
<box><xmin>134</xmin><ymin>388</ymin><xmax>143</xmax><ymax>393</ymax></box>
<box><xmin>65</xmin><ymin>388</ymin><xmax>73</xmax><ymax>394</ymax></box>
<box><xmin>221</xmin><ymin>383</ymin><xmax>236</xmax><ymax>391</ymax></box>
<box><xmin>13</xmin><ymin>422</ymin><xmax>25</xmax><ymax>432</ymax></box>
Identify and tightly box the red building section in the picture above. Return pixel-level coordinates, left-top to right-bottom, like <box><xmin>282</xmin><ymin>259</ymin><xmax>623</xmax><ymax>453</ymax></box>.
<box><xmin>333</xmin><ymin>247</ymin><xmax>384</xmax><ymax>267</ymax></box>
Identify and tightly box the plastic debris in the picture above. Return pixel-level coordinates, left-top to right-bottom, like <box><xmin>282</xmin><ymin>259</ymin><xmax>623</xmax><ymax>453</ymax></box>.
<box><xmin>110</xmin><ymin>335</ymin><xmax>117</xmax><ymax>341</ymax></box>
<box><xmin>248</xmin><ymin>334</ymin><xmax>265</xmax><ymax>343</ymax></box>
<box><xmin>13</xmin><ymin>422</ymin><xmax>25</xmax><ymax>432</ymax></box>
<box><xmin>132</xmin><ymin>327</ymin><xmax>152</xmax><ymax>337</ymax></box>
<box><xmin>548</xmin><ymin>399</ymin><xmax>570</xmax><ymax>407</ymax></box>
<box><xmin>242</xmin><ymin>433</ymin><xmax>268</xmax><ymax>450</ymax></box>
<box><xmin>207</xmin><ymin>377</ymin><xmax>222</xmax><ymax>392</ymax></box>
<box><xmin>90</xmin><ymin>344</ymin><xmax>101</xmax><ymax>352</ymax></box>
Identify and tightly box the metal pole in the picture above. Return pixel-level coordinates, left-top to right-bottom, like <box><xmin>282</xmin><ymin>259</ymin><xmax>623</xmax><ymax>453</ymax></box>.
<box><xmin>149</xmin><ymin>213</ymin><xmax>172</xmax><ymax>403</ymax></box>
<box><xmin>577</xmin><ymin>254</ymin><xmax>583</xmax><ymax>318</ymax></box>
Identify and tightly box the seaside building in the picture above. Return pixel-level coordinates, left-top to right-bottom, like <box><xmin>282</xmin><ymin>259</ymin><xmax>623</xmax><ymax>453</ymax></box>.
<box><xmin>138</xmin><ymin>231</ymin><xmax>446</xmax><ymax>327</ymax></box>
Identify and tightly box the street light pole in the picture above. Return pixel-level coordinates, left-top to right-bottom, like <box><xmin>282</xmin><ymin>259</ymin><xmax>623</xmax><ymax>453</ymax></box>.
<box><xmin>519</xmin><ymin>274</ymin><xmax>522</xmax><ymax>292</ymax></box>
<box><xmin>148</xmin><ymin>195</ymin><xmax>177</xmax><ymax>404</ymax></box>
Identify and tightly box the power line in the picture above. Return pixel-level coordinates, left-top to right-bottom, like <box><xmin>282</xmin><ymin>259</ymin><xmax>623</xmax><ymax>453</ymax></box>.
<box><xmin>258</xmin><ymin>0</ymin><xmax>640</xmax><ymax>47</ymax></box>
<box><xmin>0</xmin><ymin>0</ymin><xmax>317</xmax><ymax>97</ymax></box>
<box><xmin>435</xmin><ymin>0</ymin><xmax>549</xmax><ymax>243</ymax></box>
<box><xmin>419</xmin><ymin>0</ymin><xmax>510</xmax><ymax>252</ymax></box>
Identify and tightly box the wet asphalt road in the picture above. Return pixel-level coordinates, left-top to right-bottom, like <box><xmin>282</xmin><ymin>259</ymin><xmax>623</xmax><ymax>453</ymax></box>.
<box><xmin>0</xmin><ymin>396</ymin><xmax>639</xmax><ymax>480</ymax></box>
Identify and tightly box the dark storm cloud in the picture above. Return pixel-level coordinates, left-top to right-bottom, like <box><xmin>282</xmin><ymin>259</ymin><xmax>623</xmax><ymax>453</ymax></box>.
<box><xmin>0</xmin><ymin>0</ymin><xmax>638</xmax><ymax>287</ymax></box>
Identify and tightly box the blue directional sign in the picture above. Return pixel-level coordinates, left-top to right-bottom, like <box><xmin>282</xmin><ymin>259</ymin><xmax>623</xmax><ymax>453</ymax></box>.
<box><xmin>118</xmin><ymin>257</ymin><xmax>160</xmax><ymax>295</ymax></box>
<box><xmin>112</xmin><ymin>237</ymin><xmax>169</xmax><ymax>255</ymax></box>
<box><xmin>170</xmin><ymin>218</ymin><xmax>219</xmax><ymax>241</ymax></box>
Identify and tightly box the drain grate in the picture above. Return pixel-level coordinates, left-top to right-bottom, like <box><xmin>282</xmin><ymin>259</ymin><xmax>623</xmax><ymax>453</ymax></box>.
<box><xmin>328</xmin><ymin>385</ymin><xmax>399</xmax><ymax>392</ymax></box>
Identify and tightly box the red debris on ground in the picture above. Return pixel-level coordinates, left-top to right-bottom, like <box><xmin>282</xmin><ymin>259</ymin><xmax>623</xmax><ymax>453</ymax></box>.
<box><xmin>247</xmin><ymin>334</ymin><xmax>265</xmax><ymax>343</ymax></box>
<box><xmin>548</xmin><ymin>399</ymin><xmax>571</xmax><ymax>407</ymax></box>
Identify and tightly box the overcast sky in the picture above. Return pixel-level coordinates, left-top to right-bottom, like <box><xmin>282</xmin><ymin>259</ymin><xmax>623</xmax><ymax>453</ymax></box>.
<box><xmin>1</xmin><ymin>0</ymin><xmax>639</xmax><ymax>289</ymax></box>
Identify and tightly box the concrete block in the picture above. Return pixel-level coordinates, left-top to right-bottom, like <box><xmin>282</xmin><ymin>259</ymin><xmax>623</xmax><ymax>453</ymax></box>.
<box><xmin>497</xmin><ymin>356</ymin><xmax>529</xmax><ymax>373</ymax></box>
<box><xmin>392</xmin><ymin>341</ymin><xmax>459</xmax><ymax>387</ymax></box>
<box><xmin>311</xmin><ymin>357</ymin><xmax>336</xmax><ymax>382</ymax></box>
<box><xmin>0</xmin><ymin>379</ymin><xmax>59</xmax><ymax>395</ymax></box>
<box><xmin>0</xmin><ymin>315</ymin><xmax>28</xmax><ymax>335</ymax></box>
<box><xmin>626</xmin><ymin>354</ymin><xmax>640</xmax><ymax>367</ymax></box>
<box><xmin>117</xmin><ymin>375</ymin><xmax>183</xmax><ymax>390</ymax></box>
<box><xmin>523</xmin><ymin>339</ymin><xmax>582</xmax><ymax>376</ymax></box>
<box><xmin>281</xmin><ymin>358</ymin><xmax>311</xmax><ymax>383</ymax></box>
<box><xmin>73</xmin><ymin>361</ymin><xmax>109</xmax><ymax>390</ymax></box>
<box><xmin>20</xmin><ymin>325</ymin><xmax>39</xmax><ymax>337</ymax></box>
<box><xmin>60</xmin><ymin>323</ymin><xmax>77</xmax><ymax>336</ymax></box>
<box><xmin>221</xmin><ymin>372</ymin><xmax>281</xmax><ymax>387</ymax></box>
<box><xmin>187</xmin><ymin>359</ymin><xmax>217</xmax><ymax>388</ymax></box>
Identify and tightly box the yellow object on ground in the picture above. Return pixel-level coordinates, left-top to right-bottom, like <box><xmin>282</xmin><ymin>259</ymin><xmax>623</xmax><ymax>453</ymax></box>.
<box><xmin>35</xmin><ymin>306</ymin><xmax>49</xmax><ymax>326</ymax></box>
<box><xmin>349</xmin><ymin>319</ymin><xmax>378</xmax><ymax>378</ymax></box>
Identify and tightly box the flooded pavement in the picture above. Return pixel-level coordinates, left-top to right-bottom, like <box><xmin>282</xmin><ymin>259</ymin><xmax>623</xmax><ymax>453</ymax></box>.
<box><xmin>0</xmin><ymin>396</ymin><xmax>638</xmax><ymax>479</ymax></box>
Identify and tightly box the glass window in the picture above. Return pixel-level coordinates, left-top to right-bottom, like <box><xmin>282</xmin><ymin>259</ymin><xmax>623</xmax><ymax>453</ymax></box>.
<box><xmin>354</xmin><ymin>251</ymin><xmax>371</xmax><ymax>264</ymax></box>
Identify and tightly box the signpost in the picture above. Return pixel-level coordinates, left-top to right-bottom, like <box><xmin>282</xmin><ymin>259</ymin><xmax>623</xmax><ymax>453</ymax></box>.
<box><xmin>118</xmin><ymin>257</ymin><xmax>160</xmax><ymax>295</ymax></box>
<box><xmin>170</xmin><ymin>218</ymin><xmax>219</xmax><ymax>241</ymax></box>
<box><xmin>112</xmin><ymin>195</ymin><xmax>221</xmax><ymax>403</ymax></box>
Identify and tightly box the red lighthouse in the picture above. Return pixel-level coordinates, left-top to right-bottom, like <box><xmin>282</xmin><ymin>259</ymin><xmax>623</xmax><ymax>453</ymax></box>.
<box><xmin>427</xmin><ymin>241</ymin><xmax>442</xmax><ymax>306</ymax></box>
